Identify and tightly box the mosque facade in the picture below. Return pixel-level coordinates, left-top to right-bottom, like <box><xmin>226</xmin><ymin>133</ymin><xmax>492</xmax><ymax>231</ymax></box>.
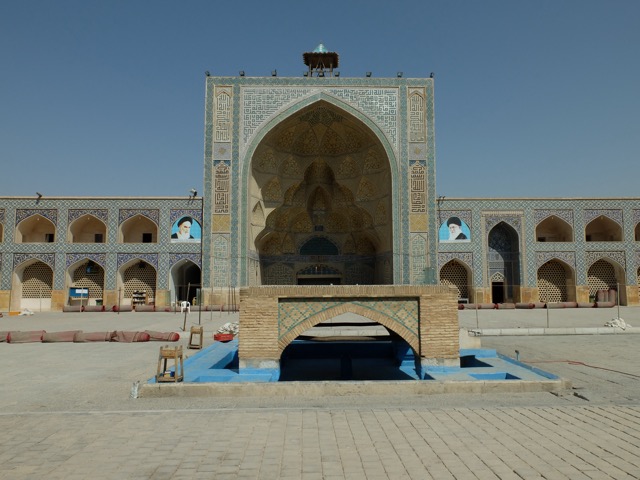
<box><xmin>1</xmin><ymin>47</ymin><xmax>639</xmax><ymax>311</ymax></box>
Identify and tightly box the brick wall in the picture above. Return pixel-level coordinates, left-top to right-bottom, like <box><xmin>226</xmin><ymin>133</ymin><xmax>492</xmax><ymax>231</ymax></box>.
<box><xmin>239</xmin><ymin>285</ymin><xmax>459</xmax><ymax>366</ymax></box>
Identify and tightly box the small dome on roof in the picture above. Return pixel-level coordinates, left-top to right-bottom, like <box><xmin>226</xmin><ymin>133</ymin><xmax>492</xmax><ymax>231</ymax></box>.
<box><xmin>313</xmin><ymin>43</ymin><xmax>328</xmax><ymax>53</ymax></box>
<box><xmin>303</xmin><ymin>44</ymin><xmax>339</xmax><ymax>72</ymax></box>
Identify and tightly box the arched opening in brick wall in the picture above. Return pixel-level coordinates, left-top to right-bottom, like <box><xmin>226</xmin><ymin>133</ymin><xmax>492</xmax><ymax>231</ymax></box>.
<box><xmin>277</xmin><ymin>303</ymin><xmax>419</xmax><ymax>381</ymax></box>
<box><xmin>117</xmin><ymin>259</ymin><xmax>157</xmax><ymax>307</ymax></box>
<box><xmin>585</xmin><ymin>216</ymin><xmax>622</xmax><ymax>242</ymax></box>
<box><xmin>119</xmin><ymin>215</ymin><xmax>158</xmax><ymax>244</ymax></box>
<box><xmin>439</xmin><ymin>259</ymin><xmax>471</xmax><ymax>302</ymax></box>
<box><xmin>12</xmin><ymin>259</ymin><xmax>53</xmax><ymax>311</ymax></box>
<box><xmin>15</xmin><ymin>214</ymin><xmax>56</xmax><ymax>243</ymax></box>
<box><xmin>537</xmin><ymin>259</ymin><xmax>575</xmax><ymax>303</ymax></box>
<box><xmin>68</xmin><ymin>214</ymin><xmax>107</xmax><ymax>243</ymax></box>
<box><xmin>487</xmin><ymin>222</ymin><xmax>521</xmax><ymax>303</ymax></box>
<box><xmin>587</xmin><ymin>258</ymin><xmax>626</xmax><ymax>305</ymax></box>
<box><xmin>535</xmin><ymin>216</ymin><xmax>573</xmax><ymax>242</ymax></box>
<box><xmin>250</xmin><ymin>100</ymin><xmax>393</xmax><ymax>286</ymax></box>
<box><xmin>169</xmin><ymin>259</ymin><xmax>201</xmax><ymax>306</ymax></box>
<box><xmin>65</xmin><ymin>259</ymin><xmax>105</xmax><ymax>306</ymax></box>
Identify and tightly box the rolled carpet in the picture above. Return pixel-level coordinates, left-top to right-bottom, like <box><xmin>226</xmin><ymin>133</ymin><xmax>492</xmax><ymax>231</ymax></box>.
<box><xmin>463</xmin><ymin>303</ymin><xmax>496</xmax><ymax>310</ymax></box>
<box><xmin>546</xmin><ymin>302</ymin><xmax>565</xmax><ymax>309</ymax></box>
<box><xmin>480</xmin><ymin>303</ymin><xmax>497</xmax><ymax>309</ymax></box>
<box><xmin>515</xmin><ymin>303</ymin><xmax>535</xmax><ymax>309</ymax></box>
<box><xmin>62</xmin><ymin>305</ymin><xmax>82</xmax><ymax>313</ymax></box>
<box><xmin>43</xmin><ymin>331</ymin><xmax>82</xmax><ymax>343</ymax></box>
<box><xmin>133</xmin><ymin>305</ymin><xmax>155</xmax><ymax>312</ymax></box>
<box><xmin>145</xmin><ymin>331</ymin><xmax>180</xmax><ymax>341</ymax></box>
<box><xmin>560</xmin><ymin>302</ymin><xmax>578</xmax><ymax>308</ymax></box>
<box><xmin>73</xmin><ymin>331</ymin><xmax>114</xmax><ymax>342</ymax></box>
<box><xmin>578</xmin><ymin>302</ymin><xmax>595</xmax><ymax>308</ymax></box>
<box><xmin>83</xmin><ymin>305</ymin><xmax>105</xmax><ymax>312</ymax></box>
<box><xmin>595</xmin><ymin>301</ymin><xmax>615</xmax><ymax>308</ymax></box>
<box><xmin>7</xmin><ymin>330</ymin><xmax>46</xmax><ymax>343</ymax></box>
<box><xmin>496</xmin><ymin>303</ymin><xmax>515</xmax><ymax>309</ymax></box>
<box><xmin>112</xmin><ymin>305</ymin><xmax>133</xmax><ymax>312</ymax></box>
<box><xmin>111</xmin><ymin>331</ymin><xmax>150</xmax><ymax>342</ymax></box>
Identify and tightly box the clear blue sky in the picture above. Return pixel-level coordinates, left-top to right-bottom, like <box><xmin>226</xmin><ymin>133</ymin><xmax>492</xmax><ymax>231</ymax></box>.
<box><xmin>1</xmin><ymin>0</ymin><xmax>638</xmax><ymax>198</ymax></box>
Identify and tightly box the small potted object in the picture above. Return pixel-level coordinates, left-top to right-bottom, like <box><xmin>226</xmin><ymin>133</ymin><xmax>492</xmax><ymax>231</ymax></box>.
<box><xmin>214</xmin><ymin>322</ymin><xmax>238</xmax><ymax>342</ymax></box>
<box><xmin>213</xmin><ymin>333</ymin><xmax>234</xmax><ymax>342</ymax></box>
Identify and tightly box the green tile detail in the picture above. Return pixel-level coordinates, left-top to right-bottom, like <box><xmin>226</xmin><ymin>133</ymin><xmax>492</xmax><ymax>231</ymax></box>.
<box><xmin>278</xmin><ymin>297</ymin><xmax>418</xmax><ymax>341</ymax></box>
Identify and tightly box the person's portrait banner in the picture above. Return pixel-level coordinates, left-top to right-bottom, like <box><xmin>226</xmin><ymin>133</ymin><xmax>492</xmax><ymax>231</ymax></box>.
<box><xmin>439</xmin><ymin>216</ymin><xmax>471</xmax><ymax>243</ymax></box>
<box><xmin>171</xmin><ymin>216</ymin><xmax>201</xmax><ymax>243</ymax></box>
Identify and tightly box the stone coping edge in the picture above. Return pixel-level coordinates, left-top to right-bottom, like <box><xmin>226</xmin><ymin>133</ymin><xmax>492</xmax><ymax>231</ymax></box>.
<box><xmin>139</xmin><ymin>378</ymin><xmax>571</xmax><ymax>398</ymax></box>
<box><xmin>471</xmin><ymin>327</ymin><xmax>637</xmax><ymax>336</ymax></box>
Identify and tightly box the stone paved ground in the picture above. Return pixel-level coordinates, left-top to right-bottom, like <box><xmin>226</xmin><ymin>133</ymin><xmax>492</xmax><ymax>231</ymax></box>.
<box><xmin>1</xmin><ymin>308</ymin><xmax>640</xmax><ymax>479</ymax></box>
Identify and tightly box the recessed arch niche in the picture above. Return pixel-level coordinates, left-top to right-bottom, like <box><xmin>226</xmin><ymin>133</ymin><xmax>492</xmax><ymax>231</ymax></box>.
<box><xmin>439</xmin><ymin>259</ymin><xmax>471</xmax><ymax>302</ymax></box>
<box><xmin>15</xmin><ymin>214</ymin><xmax>55</xmax><ymax>243</ymax></box>
<box><xmin>537</xmin><ymin>259</ymin><xmax>576</xmax><ymax>303</ymax></box>
<box><xmin>587</xmin><ymin>258</ymin><xmax>626</xmax><ymax>305</ymax></box>
<box><xmin>169</xmin><ymin>259</ymin><xmax>201</xmax><ymax>305</ymax></box>
<box><xmin>116</xmin><ymin>259</ymin><xmax>157</xmax><ymax>306</ymax></box>
<box><xmin>250</xmin><ymin>101</ymin><xmax>393</xmax><ymax>286</ymax></box>
<box><xmin>487</xmin><ymin>222</ymin><xmax>521</xmax><ymax>303</ymax></box>
<box><xmin>119</xmin><ymin>215</ymin><xmax>157</xmax><ymax>244</ymax></box>
<box><xmin>585</xmin><ymin>216</ymin><xmax>622</xmax><ymax>242</ymax></box>
<box><xmin>12</xmin><ymin>259</ymin><xmax>53</xmax><ymax>311</ymax></box>
<box><xmin>536</xmin><ymin>216</ymin><xmax>573</xmax><ymax>242</ymax></box>
<box><xmin>65</xmin><ymin>259</ymin><xmax>105</xmax><ymax>306</ymax></box>
<box><xmin>68</xmin><ymin>214</ymin><xmax>107</xmax><ymax>243</ymax></box>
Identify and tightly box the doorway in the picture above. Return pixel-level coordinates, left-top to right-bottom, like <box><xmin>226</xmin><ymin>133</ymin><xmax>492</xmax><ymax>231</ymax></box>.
<box><xmin>491</xmin><ymin>281</ymin><xmax>504</xmax><ymax>304</ymax></box>
<box><xmin>170</xmin><ymin>260</ymin><xmax>201</xmax><ymax>305</ymax></box>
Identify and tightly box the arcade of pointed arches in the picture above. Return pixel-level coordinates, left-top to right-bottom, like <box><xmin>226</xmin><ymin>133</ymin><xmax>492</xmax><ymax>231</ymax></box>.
<box><xmin>8</xmin><ymin>257</ymin><xmax>201</xmax><ymax>311</ymax></box>
<box><xmin>439</xmin><ymin>255</ymin><xmax>630</xmax><ymax>305</ymax></box>
<box><xmin>5</xmin><ymin>208</ymin><xmax>640</xmax><ymax>309</ymax></box>
<box><xmin>13</xmin><ymin>212</ymin><xmax>165</xmax><ymax>245</ymax></box>
<box><xmin>439</xmin><ymin>214</ymin><xmax>636</xmax><ymax>305</ymax></box>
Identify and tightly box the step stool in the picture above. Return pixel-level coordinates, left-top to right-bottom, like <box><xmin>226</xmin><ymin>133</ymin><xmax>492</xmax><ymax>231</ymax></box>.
<box><xmin>156</xmin><ymin>345</ymin><xmax>184</xmax><ymax>382</ymax></box>
<box><xmin>188</xmin><ymin>325</ymin><xmax>204</xmax><ymax>350</ymax></box>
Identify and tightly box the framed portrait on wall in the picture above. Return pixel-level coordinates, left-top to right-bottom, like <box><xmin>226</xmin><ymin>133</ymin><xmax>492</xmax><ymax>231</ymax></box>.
<box><xmin>439</xmin><ymin>216</ymin><xmax>471</xmax><ymax>243</ymax></box>
<box><xmin>170</xmin><ymin>216</ymin><xmax>201</xmax><ymax>243</ymax></box>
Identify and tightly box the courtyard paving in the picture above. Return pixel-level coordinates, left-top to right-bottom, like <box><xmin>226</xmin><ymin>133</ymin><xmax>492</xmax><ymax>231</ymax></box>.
<box><xmin>0</xmin><ymin>307</ymin><xmax>639</xmax><ymax>479</ymax></box>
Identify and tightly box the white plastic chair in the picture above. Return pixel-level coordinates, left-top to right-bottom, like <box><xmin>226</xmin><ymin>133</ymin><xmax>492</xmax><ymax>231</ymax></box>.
<box><xmin>180</xmin><ymin>301</ymin><xmax>190</xmax><ymax>313</ymax></box>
